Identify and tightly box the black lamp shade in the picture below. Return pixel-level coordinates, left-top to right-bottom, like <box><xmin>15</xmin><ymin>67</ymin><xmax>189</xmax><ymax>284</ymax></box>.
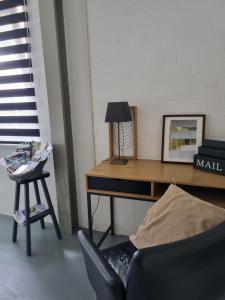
<box><xmin>105</xmin><ymin>102</ymin><xmax>132</xmax><ymax>123</ymax></box>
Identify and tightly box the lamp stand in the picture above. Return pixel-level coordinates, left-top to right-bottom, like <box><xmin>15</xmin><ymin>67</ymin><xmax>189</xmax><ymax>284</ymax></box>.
<box><xmin>111</xmin><ymin>122</ymin><xmax>128</xmax><ymax>165</ymax></box>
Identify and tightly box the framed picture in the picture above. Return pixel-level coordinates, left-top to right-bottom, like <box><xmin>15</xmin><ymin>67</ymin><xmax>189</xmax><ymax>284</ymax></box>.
<box><xmin>161</xmin><ymin>114</ymin><xmax>205</xmax><ymax>164</ymax></box>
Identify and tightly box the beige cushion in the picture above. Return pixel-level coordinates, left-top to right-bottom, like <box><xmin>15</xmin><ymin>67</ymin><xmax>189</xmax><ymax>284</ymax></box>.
<box><xmin>130</xmin><ymin>184</ymin><xmax>225</xmax><ymax>249</ymax></box>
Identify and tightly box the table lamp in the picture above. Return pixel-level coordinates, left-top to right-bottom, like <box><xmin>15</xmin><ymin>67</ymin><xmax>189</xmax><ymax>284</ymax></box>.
<box><xmin>105</xmin><ymin>102</ymin><xmax>132</xmax><ymax>165</ymax></box>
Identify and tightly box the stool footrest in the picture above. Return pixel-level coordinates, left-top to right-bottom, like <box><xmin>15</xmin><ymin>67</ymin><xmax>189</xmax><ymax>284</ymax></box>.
<box><xmin>29</xmin><ymin>209</ymin><xmax>51</xmax><ymax>224</ymax></box>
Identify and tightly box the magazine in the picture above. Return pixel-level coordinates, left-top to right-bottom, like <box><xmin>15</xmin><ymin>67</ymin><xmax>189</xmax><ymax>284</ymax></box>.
<box><xmin>13</xmin><ymin>203</ymin><xmax>47</xmax><ymax>225</ymax></box>
<box><xmin>5</xmin><ymin>152</ymin><xmax>28</xmax><ymax>174</ymax></box>
<box><xmin>0</xmin><ymin>141</ymin><xmax>53</xmax><ymax>176</ymax></box>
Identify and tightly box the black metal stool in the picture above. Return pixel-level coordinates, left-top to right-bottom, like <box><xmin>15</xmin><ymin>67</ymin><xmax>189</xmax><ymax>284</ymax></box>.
<box><xmin>10</xmin><ymin>171</ymin><xmax>62</xmax><ymax>256</ymax></box>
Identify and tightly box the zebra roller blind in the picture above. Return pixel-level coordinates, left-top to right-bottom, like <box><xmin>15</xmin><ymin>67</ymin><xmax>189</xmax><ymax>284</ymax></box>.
<box><xmin>0</xmin><ymin>0</ymin><xmax>40</xmax><ymax>144</ymax></box>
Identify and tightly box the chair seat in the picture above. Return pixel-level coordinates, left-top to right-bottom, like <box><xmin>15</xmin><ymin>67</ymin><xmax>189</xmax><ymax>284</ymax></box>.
<box><xmin>102</xmin><ymin>240</ymin><xmax>137</xmax><ymax>286</ymax></box>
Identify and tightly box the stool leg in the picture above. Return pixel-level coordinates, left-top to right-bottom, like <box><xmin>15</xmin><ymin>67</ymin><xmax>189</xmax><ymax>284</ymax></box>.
<box><xmin>24</xmin><ymin>183</ymin><xmax>31</xmax><ymax>256</ymax></box>
<box><xmin>12</xmin><ymin>183</ymin><xmax>20</xmax><ymax>243</ymax></box>
<box><xmin>33</xmin><ymin>181</ymin><xmax>45</xmax><ymax>229</ymax></box>
<box><xmin>41</xmin><ymin>178</ymin><xmax>62</xmax><ymax>240</ymax></box>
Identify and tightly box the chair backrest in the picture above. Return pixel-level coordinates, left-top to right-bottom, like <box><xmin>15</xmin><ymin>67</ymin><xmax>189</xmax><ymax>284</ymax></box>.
<box><xmin>78</xmin><ymin>230</ymin><xmax>126</xmax><ymax>300</ymax></box>
<box><xmin>126</xmin><ymin>220</ymin><xmax>225</xmax><ymax>300</ymax></box>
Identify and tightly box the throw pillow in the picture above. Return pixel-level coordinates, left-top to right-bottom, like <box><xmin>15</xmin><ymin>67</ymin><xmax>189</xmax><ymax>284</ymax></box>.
<box><xmin>130</xmin><ymin>184</ymin><xmax>225</xmax><ymax>249</ymax></box>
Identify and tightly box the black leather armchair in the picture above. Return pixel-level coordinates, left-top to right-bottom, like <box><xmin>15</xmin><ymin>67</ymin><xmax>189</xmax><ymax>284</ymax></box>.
<box><xmin>78</xmin><ymin>220</ymin><xmax>225</xmax><ymax>300</ymax></box>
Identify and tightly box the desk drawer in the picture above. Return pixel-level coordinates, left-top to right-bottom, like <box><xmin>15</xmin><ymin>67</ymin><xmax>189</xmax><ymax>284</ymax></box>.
<box><xmin>88</xmin><ymin>176</ymin><xmax>150</xmax><ymax>195</ymax></box>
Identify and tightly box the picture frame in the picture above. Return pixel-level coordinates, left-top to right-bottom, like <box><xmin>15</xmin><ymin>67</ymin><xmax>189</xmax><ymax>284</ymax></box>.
<box><xmin>161</xmin><ymin>114</ymin><xmax>205</xmax><ymax>164</ymax></box>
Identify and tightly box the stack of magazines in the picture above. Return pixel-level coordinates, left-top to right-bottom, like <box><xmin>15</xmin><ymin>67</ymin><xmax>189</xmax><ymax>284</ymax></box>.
<box><xmin>0</xmin><ymin>141</ymin><xmax>52</xmax><ymax>176</ymax></box>
<box><xmin>13</xmin><ymin>204</ymin><xmax>47</xmax><ymax>225</ymax></box>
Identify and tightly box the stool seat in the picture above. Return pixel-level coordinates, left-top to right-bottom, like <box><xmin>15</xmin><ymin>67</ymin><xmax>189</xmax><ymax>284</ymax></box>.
<box><xmin>9</xmin><ymin>171</ymin><xmax>50</xmax><ymax>184</ymax></box>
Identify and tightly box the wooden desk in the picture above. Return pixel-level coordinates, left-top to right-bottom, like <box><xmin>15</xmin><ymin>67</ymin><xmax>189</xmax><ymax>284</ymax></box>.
<box><xmin>86</xmin><ymin>159</ymin><xmax>225</xmax><ymax>245</ymax></box>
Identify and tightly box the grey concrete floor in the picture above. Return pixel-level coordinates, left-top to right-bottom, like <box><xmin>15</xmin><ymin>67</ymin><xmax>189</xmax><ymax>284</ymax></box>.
<box><xmin>0</xmin><ymin>214</ymin><xmax>127</xmax><ymax>300</ymax></box>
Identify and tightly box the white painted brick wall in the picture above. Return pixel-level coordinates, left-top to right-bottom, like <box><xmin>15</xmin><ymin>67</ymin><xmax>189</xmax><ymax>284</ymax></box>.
<box><xmin>64</xmin><ymin>0</ymin><xmax>225</xmax><ymax>235</ymax></box>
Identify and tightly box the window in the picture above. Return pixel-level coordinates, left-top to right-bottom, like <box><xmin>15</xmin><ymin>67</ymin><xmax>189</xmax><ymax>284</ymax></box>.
<box><xmin>0</xmin><ymin>0</ymin><xmax>40</xmax><ymax>144</ymax></box>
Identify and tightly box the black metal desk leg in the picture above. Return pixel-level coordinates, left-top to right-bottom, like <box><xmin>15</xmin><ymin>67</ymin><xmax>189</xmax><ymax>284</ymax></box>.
<box><xmin>33</xmin><ymin>181</ymin><xmax>45</xmax><ymax>229</ymax></box>
<box><xmin>87</xmin><ymin>193</ymin><xmax>93</xmax><ymax>239</ymax></box>
<box><xmin>110</xmin><ymin>196</ymin><xmax>114</xmax><ymax>235</ymax></box>
<box><xmin>24</xmin><ymin>183</ymin><xmax>31</xmax><ymax>256</ymax></box>
<box><xmin>41</xmin><ymin>178</ymin><xmax>62</xmax><ymax>240</ymax></box>
<box><xmin>12</xmin><ymin>183</ymin><xmax>20</xmax><ymax>243</ymax></box>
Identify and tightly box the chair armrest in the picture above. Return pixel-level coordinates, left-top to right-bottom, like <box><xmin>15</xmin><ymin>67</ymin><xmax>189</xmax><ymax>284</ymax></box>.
<box><xmin>78</xmin><ymin>230</ymin><xmax>126</xmax><ymax>300</ymax></box>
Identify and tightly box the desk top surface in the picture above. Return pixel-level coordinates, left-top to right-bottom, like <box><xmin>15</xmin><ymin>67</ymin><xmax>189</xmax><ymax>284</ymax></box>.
<box><xmin>86</xmin><ymin>159</ymin><xmax>225</xmax><ymax>189</ymax></box>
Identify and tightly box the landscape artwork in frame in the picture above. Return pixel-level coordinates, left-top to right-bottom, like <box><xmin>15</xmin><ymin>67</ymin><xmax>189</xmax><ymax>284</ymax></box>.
<box><xmin>161</xmin><ymin>115</ymin><xmax>205</xmax><ymax>164</ymax></box>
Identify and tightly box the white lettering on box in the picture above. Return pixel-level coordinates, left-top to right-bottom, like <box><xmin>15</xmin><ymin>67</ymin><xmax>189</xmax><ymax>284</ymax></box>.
<box><xmin>216</xmin><ymin>163</ymin><xmax>223</xmax><ymax>172</ymax></box>
<box><xmin>196</xmin><ymin>158</ymin><xmax>223</xmax><ymax>173</ymax></box>
<box><xmin>205</xmin><ymin>161</ymin><xmax>212</xmax><ymax>169</ymax></box>
<box><xmin>197</xmin><ymin>159</ymin><xmax>205</xmax><ymax>167</ymax></box>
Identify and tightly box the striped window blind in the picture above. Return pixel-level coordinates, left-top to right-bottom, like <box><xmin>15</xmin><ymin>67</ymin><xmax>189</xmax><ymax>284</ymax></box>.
<box><xmin>0</xmin><ymin>0</ymin><xmax>40</xmax><ymax>144</ymax></box>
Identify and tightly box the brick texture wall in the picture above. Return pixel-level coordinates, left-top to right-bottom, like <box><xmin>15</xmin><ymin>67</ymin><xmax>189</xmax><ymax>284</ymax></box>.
<box><xmin>64</xmin><ymin>0</ymin><xmax>225</xmax><ymax>235</ymax></box>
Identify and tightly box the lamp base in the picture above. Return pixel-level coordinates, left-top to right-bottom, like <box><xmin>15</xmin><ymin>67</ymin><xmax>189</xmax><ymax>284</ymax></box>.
<box><xmin>110</xmin><ymin>158</ymin><xmax>128</xmax><ymax>165</ymax></box>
